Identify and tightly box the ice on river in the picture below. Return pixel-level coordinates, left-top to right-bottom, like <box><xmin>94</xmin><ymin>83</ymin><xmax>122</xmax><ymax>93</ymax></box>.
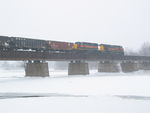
<box><xmin>0</xmin><ymin>68</ymin><xmax>150</xmax><ymax>113</ymax></box>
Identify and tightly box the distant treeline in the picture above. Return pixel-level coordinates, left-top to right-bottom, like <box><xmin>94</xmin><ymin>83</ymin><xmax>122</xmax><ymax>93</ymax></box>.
<box><xmin>125</xmin><ymin>42</ymin><xmax>150</xmax><ymax>56</ymax></box>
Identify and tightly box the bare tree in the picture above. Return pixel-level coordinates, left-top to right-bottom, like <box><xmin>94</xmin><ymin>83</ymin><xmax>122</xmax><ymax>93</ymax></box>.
<box><xmin>139</xmin><ymin>42</ymin><xmax>150</xmax><ymax>56</ymax></box>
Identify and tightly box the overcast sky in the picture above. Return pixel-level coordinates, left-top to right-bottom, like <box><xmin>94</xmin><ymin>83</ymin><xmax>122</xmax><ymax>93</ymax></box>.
<box><xmin>0</xmin><ymin>0</ymin><xmax>150</xmax><ymax>50</ymax></box>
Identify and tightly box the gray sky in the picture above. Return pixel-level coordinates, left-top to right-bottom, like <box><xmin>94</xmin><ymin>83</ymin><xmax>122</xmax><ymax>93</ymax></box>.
<box><xmin>0</xmin><ymin>0</ymin><xmax>150</xmax><ymax>50</ymax></box>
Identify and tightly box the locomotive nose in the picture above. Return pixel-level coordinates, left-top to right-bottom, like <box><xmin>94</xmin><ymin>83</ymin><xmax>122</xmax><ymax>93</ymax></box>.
<box><xmin>73</xmin><ymin>44</ymin><xmax>78</xmax><ymax>49</ymax></box>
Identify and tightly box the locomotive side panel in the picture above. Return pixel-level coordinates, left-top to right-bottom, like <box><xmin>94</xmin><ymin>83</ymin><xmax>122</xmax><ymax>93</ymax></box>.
<box><xmin>99</xmin><ymin>44</ymin><xmax>124</xmax><ymax>55</ymax></box>
<box><xmin>74</xmin><ymin>42</ymin><xmax>98</xmax><ymax>50</ymax></box>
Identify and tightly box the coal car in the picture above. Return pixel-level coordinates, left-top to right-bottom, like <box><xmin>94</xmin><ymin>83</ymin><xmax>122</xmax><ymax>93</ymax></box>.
<box><xmin>10</xmin><ymin>37</ymin><xmax>47</xmax><ymax>51</ymax></box>
<box><xmin>0</xmin><ymin>36</ymin><xmax>47</xmax><ymax>51</ymax></box>
<box><xmin>0</xmin><ymin>36</ymin><xmax>11</xmax><ymax>50</ymax></box>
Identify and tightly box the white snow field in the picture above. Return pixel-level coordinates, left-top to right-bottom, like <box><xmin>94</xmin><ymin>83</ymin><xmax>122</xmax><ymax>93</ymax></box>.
<box><xmin>0</xmin><ymin>69</ymin><xmax>150</xmax><ymax>113</ymax></box>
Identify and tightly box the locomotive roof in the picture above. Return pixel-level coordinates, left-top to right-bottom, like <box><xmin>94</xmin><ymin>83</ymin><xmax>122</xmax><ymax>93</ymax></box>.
<box><xmin>100</xmin><ymin>44</ymin><xmax>123</xmax><ymax>47</ymax></box>
<box><xmin>75</xmin><ymin>42</ymin><xmax>98</xmax><ymax>45</ymax></box>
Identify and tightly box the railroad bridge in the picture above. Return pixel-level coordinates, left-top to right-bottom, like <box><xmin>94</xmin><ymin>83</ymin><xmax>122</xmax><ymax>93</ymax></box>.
<box><xmin>1</xmin><ymin>51</ymin><xmax>150</xmax><ymax>77</ymax></box>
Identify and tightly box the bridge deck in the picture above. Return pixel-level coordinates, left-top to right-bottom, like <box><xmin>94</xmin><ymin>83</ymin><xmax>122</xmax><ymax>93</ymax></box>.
<box><xmin>0</xmin><ymin>51</ymin><xmax>150</xmax><ymax>61</ymax></box>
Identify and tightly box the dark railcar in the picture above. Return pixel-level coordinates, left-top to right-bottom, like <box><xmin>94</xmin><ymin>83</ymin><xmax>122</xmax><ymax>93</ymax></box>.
<box><xmin>0</xmin><ymin>36</ymin><xmax>12</xmax><ymax>50</ymax></box>
<box><xmin>99</xmin><ymin>44</ymin><xmax>124</xmax><ymax>55</ymax></box>
<box><xmin>74</xmin><ymin>42</ymin><xmax>98</xmax><ymax>50</ymax></box>
<box><xmin>10</xmin><ymin>37</ymin><xmax>47</xmax><ymax>50</ymax></box>
<box><xmin>47</xmin><ymin>41</ymin><xmax>74</xmax><ymax>50</ymax></box>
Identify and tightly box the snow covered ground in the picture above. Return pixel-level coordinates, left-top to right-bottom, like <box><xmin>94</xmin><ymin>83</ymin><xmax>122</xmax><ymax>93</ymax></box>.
<box><xmin>0</xmin><ymin>68</ymin><xmax>150</xmax><ymax>113</ymax></box>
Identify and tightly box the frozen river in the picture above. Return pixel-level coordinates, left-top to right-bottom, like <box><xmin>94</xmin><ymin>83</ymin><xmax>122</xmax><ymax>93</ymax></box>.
<box><xmin>0</xmin><ymin>69</ymin><xmax>150</xmax><ymax>113</ymax></box>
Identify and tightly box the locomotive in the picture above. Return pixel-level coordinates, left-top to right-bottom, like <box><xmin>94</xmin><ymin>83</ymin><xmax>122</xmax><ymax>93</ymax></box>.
<box><xmin>0</xmin><ymin>36</ymin><xmax>124</xmax><ymax>55</ymax></box>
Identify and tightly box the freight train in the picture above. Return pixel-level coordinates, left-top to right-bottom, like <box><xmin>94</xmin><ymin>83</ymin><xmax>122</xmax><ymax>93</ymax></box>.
<box><xmin>0</xmin><ymin>36</ymin><xmax>124</xmax><ymax>55</ymax></box>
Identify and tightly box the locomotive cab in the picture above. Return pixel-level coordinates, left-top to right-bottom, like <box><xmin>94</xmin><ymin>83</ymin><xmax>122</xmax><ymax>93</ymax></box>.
<box><xmin>73</xmin><ymin>43</ymin><xmax>78</xmax><ymax>49</ymax></box>
<box><xmin>99</xmin><ymin>45</ymin><xmax>105</xmax><ymax>51</ymax></box>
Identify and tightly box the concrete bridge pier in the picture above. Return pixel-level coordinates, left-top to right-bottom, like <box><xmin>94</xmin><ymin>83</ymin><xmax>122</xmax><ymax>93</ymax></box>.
<box><xmin>120</xmin><ymin>61</ymin><xmax>139</xmax><ymax>73</ymax></box>
<box><xmin>25</xmin><ymin>60</ymin><xmax>49</xmax><ymax>77</ymax></box>
<box><xmin>98</xmin><ymin>61</ymin><xmax>120</xmax><ymax>72</ymax></box>
<box><xmin>68</xmin><ymin>61</ymin><xmax>89</xmax><ymax>75</ymax></box>
<box><xmin>138</xmin><ymin>62</ymin><xmax>150</xmax><ymax>70</ymax></box>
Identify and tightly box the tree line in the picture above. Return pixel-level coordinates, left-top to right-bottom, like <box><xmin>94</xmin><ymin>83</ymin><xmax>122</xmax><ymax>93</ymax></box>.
<box><xmin>125</xmin><ymin>42</ymin><xmax>150</xmax><ymax>56</ymax></box>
